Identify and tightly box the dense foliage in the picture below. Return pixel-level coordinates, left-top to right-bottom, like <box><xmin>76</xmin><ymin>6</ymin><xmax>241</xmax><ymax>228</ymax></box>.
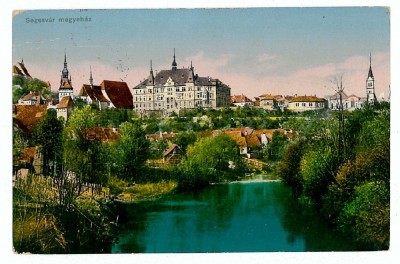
<box><xmin>277</xmin><ymin>103</ymin><xmax>390</xmax><ymax>249</ymax></box>
<box><xmin>12</xmin><ymin>75</ymin><xmax>51</xmax><ymax>103</ymax></box>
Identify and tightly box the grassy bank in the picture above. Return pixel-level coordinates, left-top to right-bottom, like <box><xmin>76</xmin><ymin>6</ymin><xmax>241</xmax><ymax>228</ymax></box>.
<box><xmin>111</xmin><ymin>180</ymin><xmax>178</xmax><ymax>202</ymax></box>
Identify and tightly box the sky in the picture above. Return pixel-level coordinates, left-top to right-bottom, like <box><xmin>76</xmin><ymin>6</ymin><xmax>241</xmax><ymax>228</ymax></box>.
<box><xmin>12</xmin><ymin>7</ymin><xmax>390</xmax><ymax>99</ymax></box>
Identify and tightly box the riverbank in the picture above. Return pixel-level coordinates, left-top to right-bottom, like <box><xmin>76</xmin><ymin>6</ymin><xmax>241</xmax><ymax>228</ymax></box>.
<box><xmin>111</xmin><ymin>180</ymin><xmax>178</xmax><ymax>203</ymax></box>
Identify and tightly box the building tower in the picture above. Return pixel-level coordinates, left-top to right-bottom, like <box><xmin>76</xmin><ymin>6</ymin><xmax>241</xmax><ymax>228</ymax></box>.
<box><xmin>89</xmin><ymin>66</ymin><xmax>93</xmax><ymax>87</ymax></box>
<box><xmin>172</xmin><ymin>48</ymin><xmax>177</xmax><ymax>71</ymax></box>
<box><xmin>366</xmin><ymin>53</ymin><xmax>377</xmax><ymax>105</ymax></box>
<box><xmin>59</xmin><ymin>52</ymin><xmax>74</xmax><ymax>101</ymax></box>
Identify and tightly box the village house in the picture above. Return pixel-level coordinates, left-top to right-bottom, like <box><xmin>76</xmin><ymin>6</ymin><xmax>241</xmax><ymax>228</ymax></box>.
<box><xmin>286</xmin><ymin>95</ymin><xmax>326</xmax><ymax>112</ymax></box>
<box><xmin>230</xmin><ymin>94</ymin><xmax>254</xmax><ymax>107</ymax></box>
<box><xmin>18</xmin><ymin>91</ymin><xmax>46</xmax><ymax>106</ymax></box>
<box><xmin>163</xmin><ymin>144</ymin><xmax>183</xmax><ymax>165</ymax></box>
<box><xmin>223</xmin><ymin>127</ymin><xmax>294</xmax><ymax>158</ymax></box>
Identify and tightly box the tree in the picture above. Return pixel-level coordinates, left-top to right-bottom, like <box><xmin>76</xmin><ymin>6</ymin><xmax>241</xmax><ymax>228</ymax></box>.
<box><xmin>277</xmin><ymin>140</ymin><xmax>305</xmax><ymax>196</ymax></box>
<box><xmin>12</xmin><ymin>76</ymin><xmax>51</xmax><ymax>103</ymax></box>
<box><xmin>178</xmin><ymin>134</ymin><xmax>244</xmax><ymax>190</ymax></box>
<box><xmin>31</xmin><ymin>109</ymin><xmax>64</xmax><ymax>176</ymax></box>
<box><xmin>338</xmin><ymin>181</ymin><xmax>389</xmax><ymax>249</ymax></box>
<box><xmin>300</xmin><ymin>148</ymin><xmax>337</xmax><ymax>207</ymax></box>
<box><xmin>173</xmin><ymin>131</ymin><xmax>197</xmax><ymax>154</ymax></box>
<box><xmin>265</xmin><ymin>131</ymin><xmax>288</xmax><ymax>161</ymax></box>
<box><xmin>114</xmin><ymin>121</ymin><xmax>150</xmax><ymax>182</ymax></box>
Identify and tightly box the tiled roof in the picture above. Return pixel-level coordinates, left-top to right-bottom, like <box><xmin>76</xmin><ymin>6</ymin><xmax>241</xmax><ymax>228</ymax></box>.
<box><xmin>13</xmin><ymin>105</ymin><xmax>47</xmax><ymax>134</ymax></box>
<box><xmin>82</xmin><ymin>127</ymin><xmax>121</xmax><ymax>143</ymax></box>
<box><xmin>290</xmin><ymin>95</ymin><xmax>325</xmax><ymax>102</ymax></box>
<box><xmin>20</xmin><ymin>92</ymin><xmax>45</xmax><ymax>105</ymax></box>
<box><xmin>57</xmin><ymin>96</ymin><xmax>74</xmax><ymax>109</ymax></box>
<box><xmin>231</xmin><ymin>94</ymin><xmax>253</xmax><ymax>103</ymax></box>
<box><xmin>225</xmin><ymin>131</ymin><xmax>247</xmax><ymax>147</ymax></box>
<box><xmin>101</xmin><ymin>80</ymin><xmax>133</xmax><ymax>109</ymax></box>
<box><xmin>79</xmin><ymin>84</ymin><xmax>108</xmax><ymax>102</ymax></box>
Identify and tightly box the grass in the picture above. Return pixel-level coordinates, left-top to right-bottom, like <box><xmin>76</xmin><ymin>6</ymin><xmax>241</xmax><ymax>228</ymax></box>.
<box><xmin>114</xmin><ymin>180</ymin><xmax>178</xmax><ymax>202</ymax></box>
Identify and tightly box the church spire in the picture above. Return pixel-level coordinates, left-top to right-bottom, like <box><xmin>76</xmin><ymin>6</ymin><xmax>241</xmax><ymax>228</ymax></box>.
<box><xmin>368</xmin><ymin>52</ymin><xmax>374</xmax><ymax>79</ymax></box>
<box><xmin>89</xmin><ymin>65</ymin><xmax>93</xmax><ymax>86</ymax></box>
<box><xmin>149</xmin><ymin>60</ymin><xmax>155</xmax><ymax>84</ymax></box>
<box><xmin>172</xmin><ymin>48</ymin><xmax>177</xmax><ymax>71</ymax></box>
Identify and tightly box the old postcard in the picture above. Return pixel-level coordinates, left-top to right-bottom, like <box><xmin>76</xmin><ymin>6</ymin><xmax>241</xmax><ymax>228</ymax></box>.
<box><xmin>5</xmin><ymin>1</ymin><xmax>397</xmax><ymax>263</ymax></box>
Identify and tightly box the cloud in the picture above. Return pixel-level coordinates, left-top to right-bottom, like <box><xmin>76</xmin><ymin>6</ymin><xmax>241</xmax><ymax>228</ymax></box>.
<box><xmin>257</xmin><ymin>53</ymin><xmax>277</xmax><ymax>63</ymax></box>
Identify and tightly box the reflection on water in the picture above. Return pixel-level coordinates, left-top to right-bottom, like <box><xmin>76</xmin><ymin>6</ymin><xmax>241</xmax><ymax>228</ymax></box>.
<box><xmin>112</xmin><ymin>181</ymin><xmax>362</xmax><ymax>253</ymax></box>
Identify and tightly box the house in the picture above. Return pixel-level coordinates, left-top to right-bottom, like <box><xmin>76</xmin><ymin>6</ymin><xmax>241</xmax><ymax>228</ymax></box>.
<box><xmin>224</xmin><ymin>127</ymin><xmax>294</xmax><ymax>157</ymax></box>
<box><xmin>13</xmin><ymin>105</ymin><xmax>48</xmax><ymax>134</ymax></box>
<box><xmin>163</xmin><ymin>144</ymin><xmax>183</xmax><ymax>165</ymax></box>
<box><xmin>327</xmin><ymin>91</ymin><xmax>365</xmax><ymax>111</ymax></box>
<box><xmin>81</xmin><ymin>127</ymin><xmax>121</xmax><ymax>143</ymax></box>
<box><xmin>78</xmin><ymin>84</ymin><xmax>109</xmax><ymax>110</ymax></box>
<box><xmin>78</xmin><ymin>80</ymin><xmax>133</xmax><ymax>109</ymax></box>
<box><xmin>230</xmin><ymin>94</ymin><xmax>254</xmax><ymax>107</ymax></box>
<box><xmin>287</xmin><ymin>95</ymin><xmax>326</xmax><ymax>112</ymax></box>
<box><xmin>18</xmin><ymin>91</ymin><xmax>46</xmax><ymax>106</ymax></box>
<box><xmin>56</xmin><ymin>96</ymin><xmax>74</xmax><ymax>120</ymax></box>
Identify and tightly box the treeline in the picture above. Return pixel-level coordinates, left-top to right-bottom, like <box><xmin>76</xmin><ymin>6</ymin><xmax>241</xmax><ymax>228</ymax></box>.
<box><xmin>277</xmin><ymin>103</ymin><xmax>390</xmax><ymax>249</ymax></box>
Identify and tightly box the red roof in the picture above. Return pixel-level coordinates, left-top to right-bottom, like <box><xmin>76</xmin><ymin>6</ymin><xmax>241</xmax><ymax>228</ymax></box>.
<box><xmin>230</xmin><ymin>94</ymin><xmax>253</xmax><ymax>103</ymax></box>
<box><xmin>101</xmin><ymin>80</ymin><xmax>133</xmax><ymax>109</ymax></box>
<box><xmin>82</xmin><ymin>127</ymin><xmax>121</xmax><ymax>143</ymax></box>
<box><xmin>57</xmin><ymin>96</ymin><xmax>74</xmax><ymax>109</ymax></box>
<box><xmin>79</xmin><ymin>84</ymin><xmax>108</xmax><ymax>103</ymax></box>
<box><xmin>13</xmin><ymin>105</ymin><xmax>47</xmax><ymax>134</ymax></box>
<box><xmin>290</xmin><ymin>95</ymin><xmax>325</xmax><ymax>102</ymax></box>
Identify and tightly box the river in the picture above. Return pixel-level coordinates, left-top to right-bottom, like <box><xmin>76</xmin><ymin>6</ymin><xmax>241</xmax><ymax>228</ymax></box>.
<box><xmin>111</xmin><ymin>181</ymin><xmax>363</xmax><ymax>253</ymax></box>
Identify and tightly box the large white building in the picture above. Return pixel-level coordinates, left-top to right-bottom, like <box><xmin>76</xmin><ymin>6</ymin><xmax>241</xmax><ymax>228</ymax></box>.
<box><xmin>132</xmin><ymin>50</ymin><xmax>231</xmax><ymax>115</ymax></box>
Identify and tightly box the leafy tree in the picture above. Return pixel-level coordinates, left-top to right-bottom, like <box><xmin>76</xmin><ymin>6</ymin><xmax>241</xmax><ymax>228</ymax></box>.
<box><xmin>173</xmin><ymin>131</ymin><xmax>197</xmax><ymax>154</ymax></box>
<box><xmin>300</xmin><ymin>148</ymin><xmax>337</xmax><ymax>207</ymax></box>
<box><xmin>12</xmin><ymin>76</ymin><xmax>51</xmax><ymax>103</ymax></box>
<box><xmin>114</xmin><ymin>121</ymin><xmax>150</xmax><ymax>182</ymax></box>
<box><xmin>277</xmin><ymin>140</ymin><xmax>305</xmax><ymax>196</ymax></box>
<box><xmin>31</xmin><ymin>109</ymin><xmax>64</xmax><ymax>176</ymax></box>
<box><xmin>265</xmin><ymin>131</ymin><xmax>288</xmax><ymax>161</ymax></box>
<box><xmin>338</xmin><ymin>181</ymin><xmax>389</xmax><ymax>249</ymax></box>
<box><xmin>178</xmin><ymin>134</ymin><xmax>244</xmax><ymax>190</ymax></box>
<box><xmin>149</xmin><ymin>137</ymin><xmax>169</xmax><ymax>159</ymax></box>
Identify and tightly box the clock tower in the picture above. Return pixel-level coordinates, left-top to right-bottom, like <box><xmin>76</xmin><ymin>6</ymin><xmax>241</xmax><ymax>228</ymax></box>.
<box><xmin>366</xmin><ymin>53</ymin><xmax>377</xmax><ymax>105</ymax></box>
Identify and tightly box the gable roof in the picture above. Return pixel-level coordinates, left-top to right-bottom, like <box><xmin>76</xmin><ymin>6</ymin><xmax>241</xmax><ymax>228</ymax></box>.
<box><xmin>19</xmin><ymin>91</ymin><xmax>46</xmax><ymax>105</ymax></box>
<box><xmin>163</xmin><ymin>144</ymin><xmax>182</xmax><ymax>157</ymax></box>
<box><xmin>13</xmin><ymin>105</ymin><xmax>47</xmax><ymax>134</ymax></box>
<box><xmin>231</xmin><ymin>94</ymin><xmax>253</xmax><ymax>104</ymax></box>
<box><xmin>79</xmin><ymin>84</ymin><xmax>108</xmax><ymax>102</ymax></box>
<box><xmin>101</xmin><ymin>80</ymin><xmax>133</xmax><ymax>109</ymax></box>
<box><xmin>57</xmin><ymin>96</ymin><xmax>74</xmax><ymax>109</ymax></box>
